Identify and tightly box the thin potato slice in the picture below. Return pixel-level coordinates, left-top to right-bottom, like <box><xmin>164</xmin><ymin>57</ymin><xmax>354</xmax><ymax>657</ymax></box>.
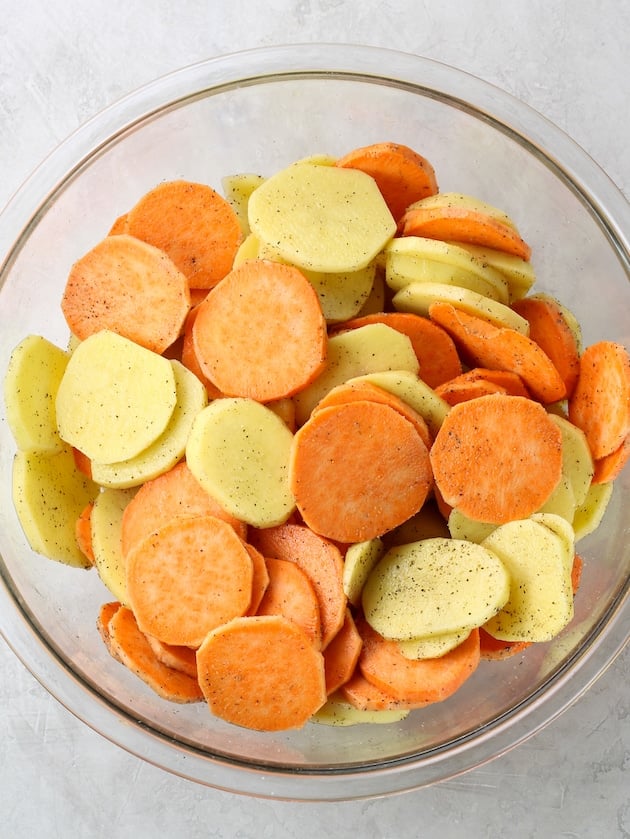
<box><xmin>12</xmin><ymin>445</ymin><xmax>97</xmax><ymax>568</ymax></box>
<box><xmin>4</xmin><ymin>335</ymin><xmax>70</xmax><ymax>453</ymax></box>
<box><xmin>248</xmin><ymin>162</ymin><xmax>396</xmax><ymax>273</ymax></box>
<box><xmin>548</xmin><ymin>413</ymin><xmax>594</xmax><ymax>507</ymax></box>
<box><xmin>91</xmin><ymin>487</ymin><xmax>137</xmax><ymax>604</ymax></box>
<box><xmin>342</xmin><ymin>538</ymin><xmax>385</xmax><ymax>607</ymax></box>
<box><xmin>222</xmin><ymin>172</ymin><xmax>265</xmax><ymax>236</ymax></box>
<box><xmin>393</xmin><ymin>281</ymin><xmax>530</xmax><ymax>334</ymax></box>
<box><xmin>90</xmin><ymin>360</ymin><xmax>207</xmax><ymax>488</ymax></box>
<box><xmin>294</xmin><ymin>324</ymin><xmax>419</xmax><ymax>425</ymax></box>
<box><xmin>362</xmin><ymin>537</ymin><xmax>510</xmax><ymax>640</ymax></box>
<box><xmin>482</xmin><ymin>519</ymin><xmax>574</xmax><ymax>642</ymax></box>
<box><xmin>397</xmin><ymin>628</ymin><xmax>471</xmax><ymax>661</ymax></box>
<box><xmin>311</xmin><ymin>697</ymin><xmax>408</xmax><ymax>726</ymax></box>
<box><xmin>454</xmin><ymin>243</ymin><xmax>536</xmax><ymax>301</ymax></box>
<box><xmin>186</xmin><ymin>397</ymin><xmax>296</xmax><ymax>528</ymax></box>
<box><xmin>572</xmin><ymin>481</ymin><xmax>614</xmax><ymax>542</ymax></box>
<box><xmin>56</xmin><ymin>330</ymin><xmax>177</xmax><ymax>463</ymax></box>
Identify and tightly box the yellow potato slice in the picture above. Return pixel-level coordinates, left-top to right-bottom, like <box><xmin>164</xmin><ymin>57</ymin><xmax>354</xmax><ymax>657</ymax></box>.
<box><xmin>354</xmin><ymin>269</ymin><xmax>386</xmax><ymax>317</ymax></box>
<box><xmin>91</xmin><ymin>486</ymin><xmax>137</xmax><ymax>604</ymax></box>
<box><xmin>346</xmin><ymin>369</ymin><xmax>449</xmax><ymax>436</ymax></box>
<box><xmin>531</xmin><ymin>512</ymin><xmax>575</xmax><ymax>570</ymax></box>
<box><xmin>221</xmin><ymin>172</ymin><xmax>265</xmax><ymax>236</ymax></box>
<box><xmin>535</xmin><ymin>474</ymin><xmax>576</xmax><ymax>523</ymax></box>
<box><xmin>548</xmin><ymin>413</ymin><xmax>594</xmax><ymax>507</ymax></box>
<box><xmin>257</xmin><ymin>237</ymin><xmax>377</xmax><ymax>323</ymax></box>
<box><xmin>12</xmin><ymin>445</ymin><xmax>97</xmax><ymax>567</ymax></box>
<box><xmin>342</xmin><ymin>538</ymin><xmax>385</xmax><ymax>607</ymax></box>
<box><xmin>482</xmin><ymin>518</ymin><xmax>574</xmax><ymax>642</ymax></box>
<box><xmin>186</xmin><ymin>397</ymin><xmax>295</xmax><ymax>528</ymax></box>
<box><xmin>397</xmin><ymin>628</ymin><xmax>472</xmax><ymax>660</ymax></box>
<box><xmin>407</xmin><ymin>192</ymin><xmax>519</xmax><ymax>229</ymax></box>
<box><xmin>55</xmin><ymin>330</ymin><xmax>177</xmax><ymax>463</ymax></box>
<box><xmin>453</xmin><ymin>243</ymin><xmax>536</xmax><ymax>301</ymax></box>
<box><xmin>294</xmin><ymin>324</ymin><xmax>419</xmax><ymax>425</ymax></box>
<box><xmin>447</xmin><ymin>508</ymin><xmax>497</xmax><ymax>543</ymax></box>
<box><xmin>572</xmin><ymin>481</ymin><xmax>614</xmax><ymax>542</ymax></box>
<box><xmin>362</xmin><ymin>537</ymin><xmax>510</xmax><ymax>641</ymax></box>
<box><xmin>385</xmin><ymin>501</ymin><xmax>450</xmax><ymax>547</ymax></box>
<box><xmin>393</xmin><ymin>281</ymin><xmax>530</xmax><ymax>334</ymax></box>
<box><xmin>311</xmin><ymin>698</ymin><xmax>408</xmax><ymax>726</ymax></box>
<box><xmin>232</xmin><ymin>232</ymin><xmax>261</xmax><ymax>267</ymax></box>
<box><xmin>385</xmin><ymin>237</ymin><xmax>509</xmax><ymax>303</ymax></box>
<box><xmin>90</xmin><ymin>360</ymin><xmax>208</xmax><ymax>489</ymax></box>
<box><xmin>4</xmin><ymin>334</ymin><xmax>70</xmax><ymax>453</ymax></box>
<box><xmin>248</xmin><ymin>162</ymin><xmax>396</xmax><ymax>273</ymax></box>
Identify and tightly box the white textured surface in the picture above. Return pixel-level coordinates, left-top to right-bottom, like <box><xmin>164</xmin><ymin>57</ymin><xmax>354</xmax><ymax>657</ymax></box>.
<box><xmin>1</xmin><ymin>1</ymin><xmax>629</xmax><ymax>836</ymax></box>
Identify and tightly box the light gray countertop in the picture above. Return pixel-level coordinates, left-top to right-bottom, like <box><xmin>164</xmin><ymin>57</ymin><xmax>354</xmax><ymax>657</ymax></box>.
<box><xmin>1</xmin><ymin>2</ymin><xmax>628</xmax><ymax>837</ymax></box>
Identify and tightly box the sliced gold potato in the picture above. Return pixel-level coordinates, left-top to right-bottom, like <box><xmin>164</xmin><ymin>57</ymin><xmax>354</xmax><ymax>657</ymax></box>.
<box><xmin>186</xmin><ymin>397</ymin><xmax>295</xmax><ymax>528</ymax></box>
<box><xmin>447</xmin><ymin>508</ymin><xmax>497</xmax><ymax>543</ymax></box>
<box><xmin>452</xmin><ymin>243</ymin><xmax>536</xmax><ymax>301</ymax></box>
<box><xmin>4</xmin><ymin>334</ymin><xmax>70</xmax><ymax>453</ymax></box>
<box><xmin>397</xmin><ymin>628</ymin><xmax>471</xmax><ymax>660</ymax></box>
<box><xmin>90</xmin><ymin>360</ymin><xmax>208</xmax><ymax>488</ymax></box>
<box><xmin>56</xmin><ymin>329</ymin><xmax>177</xmax><ymax>463</ymax></box>
<box><xmin>222</xmin><ymin>172</ymin><xmax>265</xmax><ymax>236</ymax></box>
<box><xmin>548</xmin><ymin>413</ymin><xmax>594</xmax><ymax>507</ymax></box>
<box><xmin>91</xmin><ymin>486</ymin><xmax>137</xmax><ymax>604</ymax></box>
<box><xmin>393</xmin><ymin>281</ymin><xmax>530</xmax><ymax>334</ymax></box>
<box><xmin>362</xmin><ymin>537</ymin><xmax>510</xmax><ymax>640</ymax></box>
<box><xmin>482</xmin><ymin>518</ymin><xmax>574</xmax><ymax>642</ymax></box>
<box><xmin>12</xmin><ymin>445</ymin><xmax>97</xmax><ymax>568</ymax></box>
<box><xmin>573</xmin><ymin>481</ymin><xmax>614</xmax><ymax>542</ymax></box>
<box><xmin>294</xmin><ymin>325</ymin><xmax>419</xmax><ymax>425</ymax></box>
<box><xmin>311</xmin><ymin>698</ymin><xmax>408</xmax><ymax>726</ymax></box>
<box><xmin>248</xmin><ymin>162</ymin><xmax>396</xmax><ymax>273</ymax></box>
<box><xmin>342</xmin><ymin>538</ymin><xmax>385</xmax><ymax>607</ymax></box>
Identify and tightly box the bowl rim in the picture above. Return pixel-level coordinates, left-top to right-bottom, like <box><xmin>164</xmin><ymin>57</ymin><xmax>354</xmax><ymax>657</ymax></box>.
<box><xmin>1</xmin><ymin>43</ymin><xmax>629</xmax><ymax>801</ymax></box>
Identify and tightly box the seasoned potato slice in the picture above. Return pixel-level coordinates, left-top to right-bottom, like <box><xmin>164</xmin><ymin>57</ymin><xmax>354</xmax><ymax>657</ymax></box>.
<box><xmin>294</xmin><ymin>324</ymin><xmax>419</xmax><ymax>425</ymax></box>
<box><xmin>311</xmin><ymin>697</ymin><xmax>408</xmax><ymax>726</ymax></box>
<box><xmin>385</xmin><ymin>236</ymin><xmax>509</xmax><ymax>303</ymax></box>
<box><xmin>549</xmin><ymin>413</ymin><xmax>594</xmax><ymax>506</ymax></box>
<box><xmin>447</xmin><ymin>508</ymin><xmax>497</xmax><ymax>543</ymax></box>
<box><xmin>362</xmin><ymin>537</ymin><xmax>510</xmax><ymax>640</ymax></box>
<box><xmin>396</xmin><ymin>628</ymin><xmax>472</xmax><ymax>661</ymax></box>
<box><xmin>346</xmin><ymin>369</ymin><xmax>449</xmax><ymax>436</ymax></box>
<box><xmin>12</xmin><ymin>445</ymin><xmax>97</xmax><ymax>567</ymax></box>
<box><xmin>222</xmin><ymin>172</ymin><xmax>265</xmax><ymax>236</ymax></box>
<box><xmin>393</xmin><ymin>281</ymin><xmax>530</xmax><ymax>334</ymax></box>
<box><xmin>482</xmin><ymin>518</ymin><xmax>574</xmax><ymax>642</ymax></box>
<box><xmin>407</xmin><ymin>192</ymin><xmax>519</xmax><ymax>228</ymax></box>
<box><xmin>572</xmin><ymin>481</ymin><xmax>614</xmax><ymax>541</ymax></box>
<box><xmin>248</xmin><ymin>162</ymin><xmax>396</xmax><ymax>273</ymax></box>
<box><xmin>91</xmin><ymin>487</ymin><xmax>137</xmax><ymax>604</ymax></box>
<box><xmin>342</xmin><ymin>538</ymin><xmax>385</xmax><ymax>607</ymax></box>
<box><xmin>90</xmin><ymin>360</ymin><xmax>207</xmax><ymax>489</ymax></box>
<box><xmin>455</xmin><ymin>244</ymin><xmax>536</xmax><ymax>301</ymax></box>
<box><xmin>56</xmin><ymin>330</ymin><xmax>177</xmax><ymax>462</ymax></box>
<box><xmin>186</xmin><ymin>397</ymin><xmax>295</xmax><ymax>528</ymax></box>
<box><xmin>4</xmin><ymin>334</ymin><xmax>70</xmax><ymax>453</ymax></box>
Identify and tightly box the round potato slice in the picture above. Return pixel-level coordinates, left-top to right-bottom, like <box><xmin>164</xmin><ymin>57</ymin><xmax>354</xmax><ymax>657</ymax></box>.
<box><xmin>248</xmin><ymin>162</ymin><xmax>396</xmax><ymax>273</ymax></box>
<box><xmin>55</xmin><ymin>330</ymin><xmax>177</xmax><ymax>463</ymax></box>
<box><xmin>362</xmin><ymin>537</ymin><xmax>510</xmax><ymax>640</ymax></box>
<box><xmin>186</xmin><ymin>397</ymin><xmax>296</xmax><ymax>528</ymax></box>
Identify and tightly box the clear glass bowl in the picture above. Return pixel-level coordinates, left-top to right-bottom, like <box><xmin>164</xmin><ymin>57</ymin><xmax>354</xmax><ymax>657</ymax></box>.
<box><xmin>0</xmin><ymin>44</ymin><xmax>628</xmax><ymax>801</ymax></box>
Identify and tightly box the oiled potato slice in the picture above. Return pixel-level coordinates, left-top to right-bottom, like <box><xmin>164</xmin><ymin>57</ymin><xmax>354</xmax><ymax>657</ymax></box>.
<box><xmin>186</xmin><ymin>397</ymin><xmax>295</xmax><ymax>528</ymax></box>
<box><xmin>56</xmin><ymin>330</ymin><xmax>177</xmax><ymax>462</ymax></box>
<box><xmin>385</xmin><ymin>501</ymin><xmax>450</xmax><ymax>547</ymax></box>
<box><xmin>535</xmin><ymin>474</ymin><xmax>576</xmax><ymax>522</ymax></box>
<box><xmin>12</xmin><ymin>445</ymin><xmax>97</xmax><ymax>567</ymax></box>
<box><xmin>531</xmin><ymin>512</ymin><xmax>575</xmax><ymax>569</ymax></box>
<box><xmin>397</xmin><ymin>628</ymin><xmax>471</xmax><ymax>660</ymax></box>
<box><xmin>294</xmin><ymin>324</ymin><xmax>419</xmax><ymax>425</ymax></box>
<box><xmin>90</xmin><ymin>361</ymin><xmax>207</xmax><ymax>489</ymax></box>
<box><xmin>91</xmin><ymin>487</ymin><xmax>137</xmax><ymax>604</ymax></box>
<box><xmin>4</xmin><ymin>334</ymin><xmax>70</xmax><ymax>453</ymax></box>
<box><xmin>311</xmin><ymin>698</ymin><xmax>408</xmax><ymax>726</ymax></box>
<box><xmin>385</xmin><ymin>237</ymin><xmax>509</xmax><ymax>303</ymax></box>
<box><xmin>222</xmin><ymin>172</ymin><xmax>265</xmax><ymax>236</ymax></box>
<box><xmin>342</xmin><ymin>538</ymin><xmax>385</xmax><ymax>607</ymax></box>
<box><xmin>482</xmin><ymin>518</ymin><xmax>574</xmax><ymax>642</ymax></box>
<box><xmin>549</xmin><ymin>413</ymin><xmax>594</xmax><ymax>506</ymax></box>
<box><xmin>407</xmin><ymin>192</ymin><xmax>519</xmax><ymax>228</ymax></box>
<box><xmin>447</xmin><ymin>508</ymin><xmax>497</xmax><ymax>543</ymax></box>
<box><xmin>573</xmin><ymin>481</ymin><xmax>613</xmax><ymax>541</ymax></box>
<box><xmin>362</xmin><ymin>537</ymin><xmax>510</xmax><ymax>640</ymax></box>
<box><xmin>346</xmin><ymin>369</ymin><xmax>449</xmax><ymax>436</ymax></box>
<box><xmin>393</xmin><ymin>281</ymin><xmax>530</xmax><ymax>334</ymax></box>
<box><xmin>454</xmin><ymin>244</ymin><xmax>536</xmax><ymax>301</ymax></box>
<box><xmin>232</xmin><ymin>232</ymin><xmax>261</xmax><ymax>267</ymax></box>
<box><xmin>248</xmin><ymin>162</ymin><xmax>396</xmax><ymax>273</ymax></box>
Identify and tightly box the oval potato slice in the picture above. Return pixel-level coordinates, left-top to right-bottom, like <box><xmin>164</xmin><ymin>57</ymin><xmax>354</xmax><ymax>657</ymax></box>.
<box><xmin>248</xmin><ymin>162</ymin><xmax>396</xmax><ymax>273</ymax></box>
<box><xmin>362</xmin><ymin>537</ymin><xmax>510</xmax><ymax>640</ymax></box>
<box><xmin>56</xmin><ymin>330</ymin><xmax>177</xmax><ymax>463</ymax></box>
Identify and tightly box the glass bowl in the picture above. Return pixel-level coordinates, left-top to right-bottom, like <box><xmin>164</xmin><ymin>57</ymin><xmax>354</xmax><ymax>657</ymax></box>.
<box><xmin>0</xmin><ymin>44</ymin><xmax>628</xmax><ymax>801</ymax></box>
